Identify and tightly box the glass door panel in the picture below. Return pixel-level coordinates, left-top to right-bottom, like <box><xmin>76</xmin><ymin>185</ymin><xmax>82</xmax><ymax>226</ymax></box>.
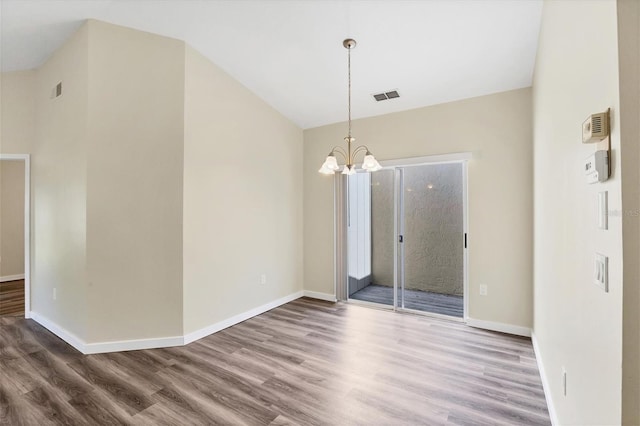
<box><xmin>399</xmin><ymin>163</ymin><xmax>464</xmax><ymax>317</ymax></box>
<box><xmin>348</xmin><ymin>169</ymin><xmax>395</xmax><ymax>307</ymax></box>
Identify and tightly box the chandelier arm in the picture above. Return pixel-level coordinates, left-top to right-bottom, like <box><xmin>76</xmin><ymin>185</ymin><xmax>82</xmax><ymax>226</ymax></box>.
<box><xmin>351</xmin><ymin>145</ymin><xmax>370</xmax><ymax>160</ymax></box>
<box><xmin>331</xmin><ymin>147</ymin><xmax>349</xmax><ymax>163</ymax></box>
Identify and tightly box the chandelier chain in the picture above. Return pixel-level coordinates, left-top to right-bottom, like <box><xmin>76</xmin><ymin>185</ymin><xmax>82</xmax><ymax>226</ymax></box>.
<box><xmin>318</xmin><ymin>38</ymin><xmax>380</xmax><ymax>175</ymax></box>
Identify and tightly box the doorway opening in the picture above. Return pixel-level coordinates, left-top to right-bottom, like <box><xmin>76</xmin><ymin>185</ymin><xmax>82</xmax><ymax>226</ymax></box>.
<box><xmin>0</xmin><ymin>155</ymin><xmax>30</xmax><ymax>318</ymax></box>
<box><xmin>336</xmin><ymin>154</ymin><xmax>469</xmax><ymax>320</ymax></box>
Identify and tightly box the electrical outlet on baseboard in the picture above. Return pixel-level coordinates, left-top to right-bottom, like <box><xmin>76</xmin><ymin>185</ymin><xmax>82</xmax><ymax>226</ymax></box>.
<box><xmin>260</xmin><ymin>274</ymin><xmax>267</xmax><ymax>285</ymax></box>
<box><xmin>479</xmin><ymin>284</ymin><xmax>488</xmax><ymax>296</ymax></box>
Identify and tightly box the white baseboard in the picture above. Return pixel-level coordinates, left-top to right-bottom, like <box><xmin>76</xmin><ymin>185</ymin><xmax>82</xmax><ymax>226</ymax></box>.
<box><xmin>84</xmin><ymin>336</ymin><xmax>184</xmax><ymax>354</ymax></box>
<box><xmin>30</xmin><ymin>311</ymin><xmax>86</xmax><ymax>354</ymax></box>
<box><xmin>31</xmin><ymin>291</ymin><xmax>305</xmax><ymax>354</ymax></box>
<box><xmin>31</xmin><ymin>312</ymin><xmax>184</xmax><ymax>354</ymax></box>
<box><xmin>0</xmin><ymin>274</ymin><xmax>25</xmax><ymax>283</ymax></box>
<box><xmin>302</xmin><ymin>290</ymin><xmax>337</xmax><ymax>302</ymax></box>
<box><xmin>531</xmin><ymin>331</ymin><xmax>559</xmax><ymax>426</ymax></box>
<box><xmin>466</xmin><ymin>317</ymin><xmax>531</xmax><ymax>337</ymax></box>
<box><xmin>183</xmin><ymin>290</ymin><xmax>304</xmax><ymax>345</ymax></box>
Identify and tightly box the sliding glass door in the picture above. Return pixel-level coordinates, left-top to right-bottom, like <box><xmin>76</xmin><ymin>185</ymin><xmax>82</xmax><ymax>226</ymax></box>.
<box><xmin>345</xmin><ymin>161</ymin><xmax>466</xmax><ymax>319</ymax></box>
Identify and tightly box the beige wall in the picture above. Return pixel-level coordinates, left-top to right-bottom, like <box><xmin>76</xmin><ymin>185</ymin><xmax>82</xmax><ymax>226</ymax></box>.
<box><xmin>0</xmin><ymin>71</ymin><xmax>36</xmax><ymax>154</ymax></box>
<box><xmin>33</xmin><ymin>23</ymin><xmax>89</xmax><ymax>338</ymax></box>
<box><xmin>533</xmin><ymin>1</ymin><xmax>623</xmax><ymax>424</ymax></box>
<box><xmin>3</xmin><ymin>19</ymin><xmax>303</xmax><ymax>347</ymax></box>
<box><xmin>304</xmin><ymin>88</ymin><xmax>533</xmax><ymax>327</ymax></box>
<box><xmin>618</xmin><ymin>0</ymin><xmax>640</xmax><ymax>424</ymax></box>
<box><xmin>0</xmin><ymin>161</ymin><xmax>25</xmax><ymax>277</ymax></box>
<box><xmin>182</xmin><ymin>45</ymin><xmax>303</xmax><ymax>334</ymax></box>
<box><xmin>85</xmin><ymin>20</ymin><xmax>185</xmax><ymax>343</ymax></box>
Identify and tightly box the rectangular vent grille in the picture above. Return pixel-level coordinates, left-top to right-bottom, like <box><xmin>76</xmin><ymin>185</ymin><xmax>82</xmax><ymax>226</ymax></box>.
<box><xmin>51</xmin><ymin>82</ymin><xmax>62</xmax><ymax>99</ymax></box>
<box><xmin>592</xmin><ymin>116</ymin><xmax>602</xmax><ymax>133</ymax></box>
<box><xmin>373</xmin><ymin>90</ymin><xmax>400</xmax><ymax>102</ymax></box>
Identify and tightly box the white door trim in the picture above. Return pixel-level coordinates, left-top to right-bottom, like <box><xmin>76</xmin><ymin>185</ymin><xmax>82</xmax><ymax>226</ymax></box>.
<box><xmin>462</xmin><ymin>161</ymin><xmax>470</xmax><ymax>321</ymax></box>
<box><xmin>0</xmin><ymin>154</ymin><xmax>31</xmax><ymax>318</ymax></box>
<box><xmin>380</xmin><ymin>152</ymin><xmax>473</xmax><ymax>168</ymax></box>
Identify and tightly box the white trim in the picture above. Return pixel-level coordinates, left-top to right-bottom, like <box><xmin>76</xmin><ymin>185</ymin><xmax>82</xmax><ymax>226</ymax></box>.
<box><xmin>0</xmin><ymin>274</ymin><xmax>25</xmax><ymax>282</ymax></box>
<box><xmin>30</xmin><ymin>311</ymin><xmax>86</xmax><ymax>353</ymax></box>
<box><xmin>392</xmin><ymin>167</ymin><xmax>402</xmax><ymax>311</ymax></box>
<box><xmin>303</xmin><ymin>290</ymin><xmax>337</xmax><ymax>302</ymax></box>
<box><xmin>0</xmin><ymin>154</ymin><xmax>31</xmax><ymax>319</ymax></box>
<box><xmin>0</xmin><ymin>154</ymin><xmax>29</xmax><ymax>161</ymax></box>
<box><xmin>183</xmin><ymin>290</ymin><xmax>304</xmax><ymax>345</ymax></box>
<box><xmin>333</xmin><ymin>174</ymin><xmax>337</xmax><ymax>300</ymax></box>
<box><xmin>84</xmin><ymin>336</ymin><xmax>184</xmax><ymax>355</ymax></box>
<box><xmin>462</xmin><ymin>161</ymin><xmax>470</xmax><ymax>321</ymax></box>
<box><xmin>24</xmin><ymin>156</ymin><xmax>30</xmax><ymax>319</ymax></box>
<box><xmin>32</xmin><ymin>292</ymin><xmax>307</xmax><ymax>354</ymax></box>
<box><xmin>30</xmin><ymin>311</ymin><xmax>184</xmax><ymax>354</ymax></box>
<box><xmin>380</xmin><ymin>152</ymin><xmax>473</xmax><ymax>168</ymax></box>
<box><xmin>531</xmin><ymin>331</ymin><xmax>559</xmax><ymax>426</ymax></box>
<box><xmin>466</xmin><ymin>317</ymin><xmax>531</xmax><ymax>337</ymax></box>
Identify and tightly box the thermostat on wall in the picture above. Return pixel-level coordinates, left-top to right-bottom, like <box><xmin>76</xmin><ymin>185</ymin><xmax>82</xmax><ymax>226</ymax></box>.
<box><xmin>582</xmin><ymin>111</ymin><xmax>609</xmax><ymax>143</ymax></box>
<box><xmin>584</xmin><ymin>150</ymin><xmax>609</xmax><ymax>184</ymax></box>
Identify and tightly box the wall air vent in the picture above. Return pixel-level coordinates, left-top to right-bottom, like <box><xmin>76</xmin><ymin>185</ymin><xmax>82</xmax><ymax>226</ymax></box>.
<box><xmin>51</xmin><ymin>82</ymin><xmax>62</xmax><ymax>99</ymax></box>
<box><xmin>372</xmin><ymin>90</ymin><xmax>400</xmax><ymax>102</ymax></box>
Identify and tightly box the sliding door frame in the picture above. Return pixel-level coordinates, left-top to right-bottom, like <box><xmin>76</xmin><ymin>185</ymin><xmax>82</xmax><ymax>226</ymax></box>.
<box><xmin>336</xmin><ymin>152</ymin><xmax>472</xmax><ymax>321</ymax></box>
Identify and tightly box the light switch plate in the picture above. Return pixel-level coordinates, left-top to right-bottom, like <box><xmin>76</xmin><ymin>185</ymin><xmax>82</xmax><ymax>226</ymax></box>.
<box><xmin>594</xmin><ymin>253</ymin><xmax>608</xmax><ymax>292</ymax></box>
<box><xmin>598</xmin><ymin>191</ymin><xmax>608</xmax><ymax>230</ymax></box>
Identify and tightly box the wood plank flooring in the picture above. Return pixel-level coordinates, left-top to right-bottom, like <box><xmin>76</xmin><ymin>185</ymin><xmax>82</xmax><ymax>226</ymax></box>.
<box><xmin>0</xmin><ymin>280</ymin><xmax>24</xmax><ymax>316</ymax></box>
<box><xmin>0</xmin><ymin>297</ymin><xmax>550</xmax><ymax>425</ymax></box>
<box><xmin>351</xmin><ymin>284</ymin><xmax>464</xmax><ymax>317</ymax></box>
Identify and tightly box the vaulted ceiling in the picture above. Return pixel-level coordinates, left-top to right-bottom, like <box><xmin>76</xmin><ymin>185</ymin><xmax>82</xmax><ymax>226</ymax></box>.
<box><xmin>1</xmin><ymin>0</ymin><xmax>543</xmax><ymax>129</ymax></box>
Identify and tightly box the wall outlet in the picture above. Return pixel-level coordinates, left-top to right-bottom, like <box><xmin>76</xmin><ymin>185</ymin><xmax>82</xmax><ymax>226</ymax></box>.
<box><xmin>562</xmin><ymin>367</ymin><xmax>567</xmax><ymax>396</ymax></box>
<box><xmin>260</xmin><ymin>274</ymin><xmax>267</xmax><ymax>285</ymax></box>
<box><xmin>479</xmin><ymin>284</ymin><xmax>488</xmax><ymax>296</ymax></box>
<box><xmin>53</xmin><ymin>288</ymin><xmax>57</xmax><ymax>300</ymax></box>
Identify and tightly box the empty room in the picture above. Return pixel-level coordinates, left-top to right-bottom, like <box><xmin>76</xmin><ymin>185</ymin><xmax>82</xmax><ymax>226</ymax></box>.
<box><xmin>0</xmin><ymin>0</ymin><xmax>638</xmax><ymax>425</ymax></box>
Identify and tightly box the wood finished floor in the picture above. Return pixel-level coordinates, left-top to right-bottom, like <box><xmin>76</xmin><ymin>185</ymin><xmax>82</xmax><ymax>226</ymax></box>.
<box><xmin>350</xmin><ymin>284</ymin><xmax>464</xmax><ymax>317</ymax></box>
<box><xmin>0</xmin><ymin>297</ymin><xmax>550</xmax><ymax>425</ymax></box>
<box><xmin>0</xmin><ymin>280</ymin><xmax>24</xmax><ymax>316</ymax></box>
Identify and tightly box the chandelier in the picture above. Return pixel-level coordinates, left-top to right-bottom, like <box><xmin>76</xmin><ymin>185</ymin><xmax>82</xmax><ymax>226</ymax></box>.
<box><xmin>319</xmin><ymin>38</ymin><xmax>382</xmax><ymax>175</ymax></box>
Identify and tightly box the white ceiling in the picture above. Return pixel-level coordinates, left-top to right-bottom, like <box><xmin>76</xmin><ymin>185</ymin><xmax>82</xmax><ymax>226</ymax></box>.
<box><xmin>1</xmin><ymin>0</ymin><xmax>543</xmax><ymax>129</ymax></box>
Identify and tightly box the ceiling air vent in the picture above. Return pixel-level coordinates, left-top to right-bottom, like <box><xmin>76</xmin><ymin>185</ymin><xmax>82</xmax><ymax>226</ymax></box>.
<box><xmin>373</xmin><ymin>90</ymin><xmax>400</xmax><ymax>102</ymax></box>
